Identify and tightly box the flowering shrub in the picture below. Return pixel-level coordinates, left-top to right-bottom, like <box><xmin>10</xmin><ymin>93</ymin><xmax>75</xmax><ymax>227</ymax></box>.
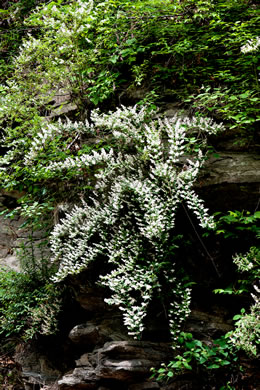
<box><xmin>50</xmin><ymin>106</ymin><xmax>224</xmax><ymax>341</ymax></box>
<box><xmin>229</xmin><ymin>246</ymin><xmax>260</xmax><ymax>357</ymax></box>
<box><xmin>230</xmin><ymin>291</ymin><xmax>260</xmax><ymax>357</ymax></box>
<box><xmin>24</xmin><ymin>118</ymin><xmax>89</xmax><ymax>165</ymax></box>
<box><xmin>241</xmin><ymin>37</ymin><xmax>260</xmax><ymax>54</ymax></box>
<box><xmin>233</xmin><ymin>246</ymin><xmax>260</xmax><ymax>277</ymax></box>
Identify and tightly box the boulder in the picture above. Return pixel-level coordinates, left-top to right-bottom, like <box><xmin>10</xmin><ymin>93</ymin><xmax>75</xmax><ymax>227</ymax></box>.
<box><xmin>58</xmin><ymin>368</ymin><xmax>98</xmax><ymax>390</ymax></box>
<box><xmin>94</xmin><ymin>341</ymin><xmax>170</xmax><ymax>381</ymax></box>
<box><xmin>200</xmin><ymin>153</ymin><xmax>260</xmax><ymax>186</ymax></box>
<box><xmin>15</xmin><ymin>343</ymin><xmax>61</xmax><ymax>388</ymax></box>
<box><xmin>57</xmin><ymin>341</ymin><xmax>171</xmax><ymax>388</ymax></box>
<box><xmin>69</xmin><ymin>318</ymin><xmax>130</xmax><ymax>348</ymax></box>
<box><xmin>197</xmin><ymin>152</ymin><xmax>260</xmax><ymax>210</ymax></box>
<box><xmin>186</xmin><ymin>309</ymin><xmax>233</xmax><ymax>338</ymax></box>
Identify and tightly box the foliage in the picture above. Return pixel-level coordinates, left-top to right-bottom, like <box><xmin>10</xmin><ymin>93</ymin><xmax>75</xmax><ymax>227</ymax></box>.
<box><xmin>1</xmin><ymin>0</ymin><xmax>259</xmax><ymax>127</ymax></box>
<box><xmin>49</xmin><ymin>106</ymin><xmax>223</xmax><ymax>339</ymax></box>
<box><xmin>214</xmin><ymin>214</ymin><xmax>259</xmax><ymax>357</ymax></box>
<box><xmin>188</xmin><ymin>87</ymin><xmax>259</xmax><ymax>136</ymax></box>
<box><xmin>212</xmin><ymin>260</ymin><xmax>258</xmax><ymax>297</ymax></box>
<box><xmin>153</xmin><ymin>237</ymin><xmax>259</xmax><ymax>384</ymax></box>
<box><xmin>228</xmin><ymin>287</ymin><xmax>259</xmax><ymax>357</ymax></box>
<box><xmin>0</xmin><ymin>266</ymin><xmax>62</xmax><ymax>340</ymax></box>
<box><xmin>228</xmin><ymin>246</ymin><xmax>260</xmax><ymax>357</ymax></box>
<box><xmin>0</xmin><ymin>220</ymin><xmax>62</xmax><ymax>340</ymax></box>
<box><xmin>0</xmin><ymin>0</ymin><xmax>49</xmax><ymax>81</ymax></box>
<box><xmin>151</xmin><ymin>331</ymin><xmax>240</xmax><ymax>388</ymax></box>
<box><xmin>215</xmin><ymin>210</ymin><xmax>260</xmax><ymax>239</ymax></box>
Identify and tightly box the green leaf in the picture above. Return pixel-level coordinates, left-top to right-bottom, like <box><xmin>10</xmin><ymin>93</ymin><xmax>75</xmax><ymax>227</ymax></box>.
<box><xmin>199</xmin><ymin>356</ymin><xmax>207</xmax><ymax>364</ymax></box>
<box><xmin>220</xmin><ymin>360</ymin><xmax>231</xmax><ymax>366</ymax></box>
<box><xmin>207</xmin><ymin>364</ymin><xmax>220</xmax><ymax>369</ymax></box>
<box><xmin>183</xmin><ymin>361</ymin><xmax>192</xmax><ymax>370</ymax></box>
<box><xmin>110</xmin><ymin>55</ymin><xmax>119</xmax><ymax>64</ymax></box>
<box><xmin>239</xmin><ymin>92</ymin><xmax>250</xmax><ymax>99</ymax></box>
<box><xmin>158</xmin><ymin>368</ymin><xmax>166</xmax><ymax>373</ymax></box>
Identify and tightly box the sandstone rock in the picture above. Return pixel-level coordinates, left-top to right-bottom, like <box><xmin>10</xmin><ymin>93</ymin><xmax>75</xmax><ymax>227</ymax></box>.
<box><xmin>197</xmin><ymin>152</ymin><xmax>260</xmax><ymax>210</ymax></box>
<box><xmin>186</xmin><ymin>310</ymin><xmax>233</xmax><ymax>338</ymax></box>
<box><xmin>75</xmin><ymin>285</ymin><xmax>107</xmax><ymax>312</ymax></box>
<box><xmin>76</xmin><ymin>354</ymin><xmax>92</xmax><ymax>368</ymax></box>
<box><xmin>200</xmin><ymin>153</ymin><xmax>260</xmax><ymax>186</ymax></box>
<box><xmin>0</xmin><ymin>189</ymin><xmax>25</xmax><ymax>200</ymax></box>
<box><xmin>69</xmin><ymin>324</ymin><xmax>100</xmax><ymax>346</ymax></box>
<box><xmin>163</xmin><ymin>103</ymin><xmax>189</xmax><ymax>119</ymax></box>
<box><xmin>2</xmin><ymin>145</ymin><xmax>259</xmax><ymax>390</ymax></box>
<box><xmin>0</xmin><ymin>191</ymin><xmax>50</xmax><ymax>271</ymax></box>
<box><xmin>48</xmin><ymin>103</ymin><xmax>77</xmax><ymax>119</ymax></box>
<box><xmin>15</xmin><ymin>344</ymin><xmax>61</xmax><ymax>387</ymax></box>
<box><xmin>69</xmin><ymin>317</ymin><xmax>130</xmax><ymax>349</ymax></box>
<box><xmin>0</xmin><ymin>254</ymin><xmax>20</xmax><ymax>271</ymax></box>
<box><xmin>41</xmin><ymin>385</ymin><xmax>59</xmax><ymax>390</ymax></box>
<box><xmin>57</xmin><ymin>341</ymin><xmax>171</xmax><ymax>388</ymax></box>
<box><xmin>77</xmin><ymin>294</ymin><xmax>107</xmax><ymax>312</ymax></box>
<box><xmin>58</xmin><ymin>368</ymin><xmax>98</xmax><ymax>389</ymax></box>
<box><xmin>161</xmin><ymin>380</ymin><xmax>195</xmax><ymax>390</ymax></box>
<box><xmin>126</xmin><ymin>87</ymin><xmax>149</xmax><ymax>101</ymax></box>
<box><xmin>97</xmin><ymin>387</ymin><xmax>111</xmax><ymax>390</ymax></box>
<box><xmin>96</xmin><ymin>341</ymin><xmax>171</xmax><ymax>381</ymax></box>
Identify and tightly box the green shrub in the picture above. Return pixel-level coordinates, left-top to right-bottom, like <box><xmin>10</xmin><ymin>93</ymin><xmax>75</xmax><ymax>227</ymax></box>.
<box><xmin>151</xmin><ymin>331</ymin><xmax>240</xmax><ymax>388</ymax></box>
<box><xmin>0</xmin><ymin>266</ymin><xmax>62</xmax><ymax>340</ymax></box>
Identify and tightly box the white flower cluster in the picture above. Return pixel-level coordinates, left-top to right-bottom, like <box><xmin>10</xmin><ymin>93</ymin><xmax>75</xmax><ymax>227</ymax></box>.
<box><xmin>50</xmin><ymin>106</ymin><xmax>224</xmax><ymax>341</ymax></box>
<box><xmin>164</xmin><ymin>269</ymin><xmax>192</xmax><ymax>345</ymax></box>
<box><xmin>46</xmin><ymin>148</ymin><xmax>114</xmax><ymax>175</ymax></box>
<box><xmin>230</xmin><ymin>247</ymin><xmax>260</xmax><ymax>356</ymax></box>
<box><xmin>169</xmin><ymin>288</ymin><xmax>191</xmax><ymax>346</ymax></box>
<box><xmin>0</xmin><ymin>139</ymin><xmax>26</xmax><ymax>167</ymax></box>
<box><xmin>241</xmin><ymin>37</ymin><xmax>260</xmax><ymax>53</ymax></box>
<box><xmin>24</xmin><ymin>119</ymin><xmax>91</xmax><ymax>165</ymax></box>
<box><xmin>229</xmin><ymin>289</ymin><xmax>260</xmax><ymax>357</ymax></box>
<box><xmin>101</xmin><ymin>258</ymin><xmax>157</xmax><ymax>338</ymax></box>
<box><xmin>39</xmin><ymin>0</ymin><xmax>95</xmax><ymax>30</ymax></box>
<box><xmin>18</xmin><ymin>35</ymin><xmax>41</xmax><ymax>54</ymax></box>
<box><xmin>18</xmin><ymin>0</ymin><xmax>96</xmax><ymax>55</ymax></box>
<box><xmin>233</xmin><ymin>246</ymin><xmax>259</xmax><ymax>274</ymax></box>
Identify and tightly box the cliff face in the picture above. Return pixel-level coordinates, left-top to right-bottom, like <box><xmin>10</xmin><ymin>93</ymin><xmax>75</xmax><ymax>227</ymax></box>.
<box><xmin>1</xmin><ymin>115</ymin><xmax>259</xmax><ymax>390</ymax></box>
<box><xmin>1</xmin><ymin>0</ymin><xmax>259</xmax><ymax>387</ymax></box>
<box><xmin>0</xmin><ymin>190</ymin><xmax>49</xmax><ymax>272</ymax></box>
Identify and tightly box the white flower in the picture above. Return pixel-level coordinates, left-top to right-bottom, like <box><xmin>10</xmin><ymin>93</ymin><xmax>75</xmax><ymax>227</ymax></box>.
<box><xmin>241</xmin><ymin>37</ymin><xmax>260</xmax><ymax>53</ymax></box>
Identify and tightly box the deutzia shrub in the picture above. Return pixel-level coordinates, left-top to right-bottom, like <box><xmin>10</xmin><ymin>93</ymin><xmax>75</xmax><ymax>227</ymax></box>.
<box><xmin>50</xmin><ymin>106</ymin><xmax>224</xmax><ymax>341</ymax></box>
<box><xmin>24</xmin><ymin>118</ymin><xmax>89</xmax><ymax>165</ymax></box>
<box><xmin>241</xmin><ymin>36</ymin><xmax>260</xmax><ymax>54</ymax></box>
<box><xmin>229</xmin><ymin>246</ymin><xmax>260</xmax><ymax>356</ymax></box>
<box><xmin>229</xmin><ymin>284</ymin><xmax>260</xmax><ymax>357</ymax></box>
<box><xmin>233</xmin><ymin>246</ymin><xmax>260</xmax><ymax>277</ymax></box>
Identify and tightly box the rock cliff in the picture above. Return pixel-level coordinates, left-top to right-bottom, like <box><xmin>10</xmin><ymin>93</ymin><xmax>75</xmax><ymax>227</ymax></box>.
<box><xmin>1</xmin><ymin>141</ymin><xmax>259</xmax><ymax>389</ymax></box>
